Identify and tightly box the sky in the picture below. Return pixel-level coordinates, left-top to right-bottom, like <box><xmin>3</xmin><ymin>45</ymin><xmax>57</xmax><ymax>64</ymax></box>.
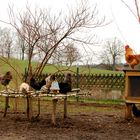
<box><xmin>96</xmin><ymin>0</ymin><xmax>140</xmax><ymax>53</ymax></box>
<box><xmin>0</xmin><ymin>0</ymin><xmax>140</xmax><ymax>63</ymax></box>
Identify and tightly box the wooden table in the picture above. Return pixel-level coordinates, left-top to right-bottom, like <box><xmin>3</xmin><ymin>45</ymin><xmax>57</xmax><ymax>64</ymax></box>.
<box><xmin>0</xmin><ymin>88</ymin><xmax>80</xmax><ymax>125</ymax></box>
<box><xmin>35</xmin><ymin>90</ymin><xmax>80</xmax><ymax>124</ymax></box>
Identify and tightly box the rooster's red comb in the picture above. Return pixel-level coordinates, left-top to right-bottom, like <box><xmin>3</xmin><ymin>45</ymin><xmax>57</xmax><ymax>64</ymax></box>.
<box><xmin>125</xmin><ymin>45</ymin><xmax>130</xmax><ymax>50</ymax></box>
<box><xmin>125</xmin><ymin>45</ymin><xmax>129</xmax><ymax>48</ymax></box>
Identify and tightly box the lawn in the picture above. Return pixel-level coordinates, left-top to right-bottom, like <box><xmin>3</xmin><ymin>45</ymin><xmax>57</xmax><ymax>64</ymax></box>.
<box><xmin>0</xmin><ymin>58</ymin><xmax>124</xmax><ymax>74</ymax></box>
<box><xmin>0</xmin><ymin>57</ymin><xmax>124</xmax><ymax>90</ymax></box>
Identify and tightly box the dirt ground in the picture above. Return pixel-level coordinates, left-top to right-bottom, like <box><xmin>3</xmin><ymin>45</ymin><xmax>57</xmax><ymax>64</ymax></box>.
<box><xmin>0</xmin><ymin>102</ymin><xmax>140</xmax><ymax>140</ymax></box>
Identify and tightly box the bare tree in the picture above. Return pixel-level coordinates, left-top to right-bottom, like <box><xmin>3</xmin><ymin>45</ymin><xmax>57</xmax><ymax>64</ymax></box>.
<box><xmin>15</xmin><ymin>35</ymin><xmax>27</xmax><ymax>60</ymax></box>
<box><xmin>0</xmin><ymin>27</ymin><xmax>13</xmax><ymax>58</ymax></box>
<box><xmin>121</xmin><ymin>0</ymin><xmax>140</xmax><ymax>23</ymax></box>
<box><xmin>51</xmin><ymin>43</ymin><xmax>80</xmax><ymax>66</ymax></box>
<box><xmin>99</xmin><ymin>38</ymin><xmax>124</xmax><ymax>70</ymax></box>
<box><xmin>7</xmin><ymin>0</ymin><xmax>107</xmax><ymax>82</ymax></box>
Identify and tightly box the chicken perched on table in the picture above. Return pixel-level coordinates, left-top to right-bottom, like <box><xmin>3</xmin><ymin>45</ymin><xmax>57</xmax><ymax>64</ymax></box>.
<box><xmin>125</xmin><ymin>45</ymin><xmax>140</xmax><ymax>69</ymax></box>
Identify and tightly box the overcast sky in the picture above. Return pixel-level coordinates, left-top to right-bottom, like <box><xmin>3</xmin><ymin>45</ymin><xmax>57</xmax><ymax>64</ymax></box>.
<box><xmin>0</xmin><ymin>0</ymin><xmax>140</xmax><ymax>63</ymax></box>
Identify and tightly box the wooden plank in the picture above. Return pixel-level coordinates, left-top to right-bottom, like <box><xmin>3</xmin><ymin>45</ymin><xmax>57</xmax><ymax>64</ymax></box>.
<box><xmin>125</xmin><ymin>103</ymin><xmax>133</xmax><ymax>120</ymax></box>
<box><xmin>64</xmin><ymin>97</ymin><xmax>67</xmax><ymax>118</ymax></box>
<box><xmin>3</xmin><ymin>96</ymin><xmax>9</xmax><ymax>117</ymax></box>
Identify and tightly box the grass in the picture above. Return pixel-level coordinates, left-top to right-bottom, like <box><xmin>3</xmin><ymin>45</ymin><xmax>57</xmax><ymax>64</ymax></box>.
<box><xmin>78</xmin><ymin>98</ymin><xmax>125</xmax><ymax>105</ymax></box>
<box><xmin>0</xmin><ymin>96</ymin><xmax>124</xmax><ymax>115</ymax></box>
<box><xmin>0</xmin><ymin>58</ymin><xmax>124</xmax><ymax>88</ymax></box>
<box><xmin>0</xmin><ymin>58</ymin><xmax>125</xmax><ymax>116</ymax></box>
<box><xmin>0</xmin><ymin>57</ymin><xmax>124</xmax><ymax>74</ymax></box>
<box><xmin>32</xmin><ymin>96</ymin><xmax>125</xmax><ymax>105</ymax></box>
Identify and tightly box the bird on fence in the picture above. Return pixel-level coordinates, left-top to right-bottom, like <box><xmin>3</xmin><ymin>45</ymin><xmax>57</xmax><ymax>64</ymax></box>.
<box><xmin>125</xmin><ymin>45</ymin><xmax>140</xmax><ymax>69</ymax></box>
<box><xmin>0</xmin><ymin>71</ymin><xmax>12</xmax><ymax>86</ymax></box>
<box><xmin>132</xmin><ymin>103</ymin><xmax>140</xmax><ymax>118</ymax></box>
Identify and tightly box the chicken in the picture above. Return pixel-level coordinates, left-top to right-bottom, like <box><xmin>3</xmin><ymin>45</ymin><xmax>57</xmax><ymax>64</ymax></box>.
<box><xmin>132</xmin><ymin>103</ymin><xmax>140</xmax><ymax>118</ymax></box>
<box><xmin>125</xmin><ymin>45</ymin><xmax>140</xmax><ymax>69</ymax></box>
<box><xmin>30</xmin><ymin>75</ymin><xmax>56</xmax><ymax>91</ymax></box>
<box><xmin>19</xmin><ymin>82</ymin><xmax>30</xmax><ymax>92</ymax></box>
<box><xmin>59</xmin><ymin>82</ymin><xmax>71</xmax><ymax>94</ymax></box>
<box><xmin>30</xmin><ymin>74</ymin><xmax>72</xmax><ymax>94</ymax></box>
<box><xmin>30</xmin><ymin>77</ymin><xmax>46</xmax><ymax>90</ymax></box>
<box><xmin>59</xmin><ymin>73</ymin><xmax>72</xmax><ymax>94</ymax></box>
<box><xmin>0</xmin><ymin>71</ymin><xmax>12</xmax><ymax>86</ymax></box>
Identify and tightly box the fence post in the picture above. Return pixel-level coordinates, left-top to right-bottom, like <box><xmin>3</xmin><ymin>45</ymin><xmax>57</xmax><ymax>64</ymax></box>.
<box><xmin>76</xmin><ymin>65</ymin><xmax>79</xmax><ymax>102</ymax></box>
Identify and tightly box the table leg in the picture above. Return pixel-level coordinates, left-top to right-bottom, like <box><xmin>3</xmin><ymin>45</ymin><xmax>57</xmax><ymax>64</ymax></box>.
<box><xmin>125</xmin><ymin>103</ymin><xmax>133</xmax><ymax>120</ymax></box>
<box><xmin>64</xmin><ymin>97</ymin><xmax>67</xmax><ymax>118</ymax></box>
<box><xmin>14</xmin><ymin>97</ymin><xmax>18</xmax><ymax>117</ymax></box>
<box><xmin>3</xmin><ymin>96</ymin><xmax>9</xmax><ymax>117</ymax></box>
<box><xmin>26</xmin><ymin>96</ymin><xmax>32</xmax><ymax>120</ymax></box>
<box><xmin>52</xmin><ymin>99</ymin><xmax>58</xmax><ymax>125</ymax></box>
<box><xmin>36</xmin><ymin>97</ymin><xmax>40</xmax><ymax>118</ymax></box>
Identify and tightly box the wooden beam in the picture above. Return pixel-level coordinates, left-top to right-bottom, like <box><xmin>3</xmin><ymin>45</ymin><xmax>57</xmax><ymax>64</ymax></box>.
<box><xmin>125</xmin><ymin>103</ymin><xmax>133</xmax><ymax>120</ymax></box>
<box><xmin>64</xmin><ymin>97</ymin><xmax>67</xmax><ymax>118</ymax></box>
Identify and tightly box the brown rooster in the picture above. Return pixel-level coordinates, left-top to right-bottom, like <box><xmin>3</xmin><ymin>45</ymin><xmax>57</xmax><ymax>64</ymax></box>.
<box><xmin>0</xmin><ymin>71</ymin><xmax>12</xmax><ymax>86</ymax></box>
<box><xmin>125</xmin><ymin>45</ymin><xmax>140</xmax><ymax>69</ymax></box>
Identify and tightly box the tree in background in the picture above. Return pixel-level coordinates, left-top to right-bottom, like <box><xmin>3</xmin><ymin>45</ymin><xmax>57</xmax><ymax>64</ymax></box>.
<box><xmin>15</xmin><ymin>35</ymin><xmax>27</xmax><ymax>60</ymax></box>
<box><xmin>51</xmin><ymin>43</ymin><xmax>80</xmax><ymax>66</ymax></box>
<box><xmin>3</xmin><ymin>0</ymin><xmax>107</xmax><ymax>83</ymax></box>
<box><xmin>99</xmin><ymin>38</ymin><xmax>124</xmax><ymax>70</ymax></box>
<box><xmin>0</xmin><ymin>27</ymin><xmax>13</xmax><ymax>58</ymax></box>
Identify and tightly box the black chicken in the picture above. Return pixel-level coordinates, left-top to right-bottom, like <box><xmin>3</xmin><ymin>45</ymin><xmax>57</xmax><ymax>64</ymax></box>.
<box><xmin>59</xmin><ymin>82</ymin><xmax>71</xmax><ymax>94</ymax></box>
<box><xmin>30</xmin><ymin>77</ymin><xmax>46</xmax><ymax>90</ymax></box>
<box><xmin>59</xmin><ymin>73</ymin><xmax>72</xmax><ymax>94</ymax></box>
<box><xmin>29</xmin><ymin>73</ymin><xmax>72</xmax><ymax>94</ymax></box>
<box><xmin>132</xmin><ymin>103</ymin><xmax>140</xmax><ymax>117</ymax></box>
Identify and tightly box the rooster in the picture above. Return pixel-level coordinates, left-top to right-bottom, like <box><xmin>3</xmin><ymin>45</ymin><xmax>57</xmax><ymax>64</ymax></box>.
<box><xmin>0</xmin><ymin>71</ymin><xmax>12</xmax><ymax>86</ymax></box>
<box><xmin>125</xmin><ymin>45</ymin><xmax>140</xmax><ymax>69</ymax></box>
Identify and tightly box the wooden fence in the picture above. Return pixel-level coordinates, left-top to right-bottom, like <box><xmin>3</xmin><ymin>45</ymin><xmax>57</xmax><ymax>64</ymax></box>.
<box><xmin>27</xmin><ymin>73</ymin><xmax>125</xmax><ymax>91</ymax></box>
